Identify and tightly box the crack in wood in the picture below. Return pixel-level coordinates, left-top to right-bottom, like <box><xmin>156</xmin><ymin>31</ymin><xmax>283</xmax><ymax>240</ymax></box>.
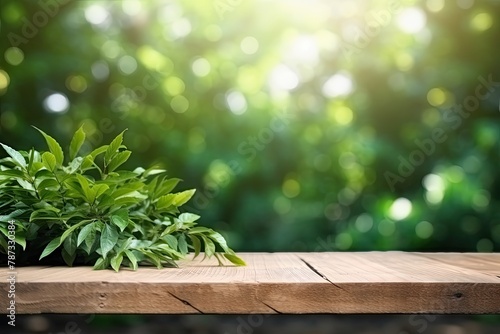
<box><xmin>260</xmin><ymin>301</ymin><xmax>282</xmax><ymax>314</ymax></box>
<box><xmin>299</xmin><ymin>257</ymin><xmax>347</xmax><ymax>292</ymax></box>
<box><xmin>167</xmin><ymin>292</ymin><xmax>203</xmax><ymax>314</ymax></box>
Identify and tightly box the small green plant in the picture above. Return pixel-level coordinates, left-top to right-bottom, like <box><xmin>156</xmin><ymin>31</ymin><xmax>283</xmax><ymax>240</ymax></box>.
<box><xmin>0</xmin><ymin>127</ymin><xmax>245</xmax><ymax>271</ymax></box>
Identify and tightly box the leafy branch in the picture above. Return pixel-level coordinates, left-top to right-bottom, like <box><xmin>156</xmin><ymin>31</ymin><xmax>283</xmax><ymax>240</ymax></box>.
<box><xmin>0</xmin><ymin>127</ymin><xmax>245</xmax><ymax>271</ymax></box>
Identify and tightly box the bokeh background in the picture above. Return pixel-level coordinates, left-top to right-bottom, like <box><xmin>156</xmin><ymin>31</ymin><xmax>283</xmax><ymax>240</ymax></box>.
<box><xmin>1</xmin><ymin>0</ymin><xmax>500</xmax><ymax>255</ymax></box>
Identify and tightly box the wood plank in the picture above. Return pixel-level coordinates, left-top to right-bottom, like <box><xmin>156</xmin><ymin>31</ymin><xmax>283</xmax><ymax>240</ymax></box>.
<box><xmin>415</xmin><ymin>253</ymin><xmax>500</xmax><ymax>277</ymax></box>
<box><xmin>0</xmin><ymin>253</ymin><xmax>325</xmax><ymax>314</ymax></box>
<box><xmin>298</xmin><ymin>252</ymin><xmax>500</xmax><ymax>314</ymax></box>
<box><xmin>0</xmin><ymin>252</ymin><xmax>499</xmax><ymax>314</ymax></box>
<box><xmin>298</xmin><ymin>252</ymin><xmax>500</xmax><ymax>283</ymax></box>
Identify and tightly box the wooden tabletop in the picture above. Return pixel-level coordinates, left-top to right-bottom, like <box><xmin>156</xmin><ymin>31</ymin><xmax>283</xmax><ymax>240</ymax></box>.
<box><xmin>1</xmin><ymin>252</ymin><xmax>499</xmax><ymax>314</ymax></box>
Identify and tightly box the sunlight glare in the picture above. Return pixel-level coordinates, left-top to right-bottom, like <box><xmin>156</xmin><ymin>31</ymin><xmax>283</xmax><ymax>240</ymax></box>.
<box><xmin>397</xmin><ymin>7</ymin><xmax>427</xmax><ymax>33</ymax></box>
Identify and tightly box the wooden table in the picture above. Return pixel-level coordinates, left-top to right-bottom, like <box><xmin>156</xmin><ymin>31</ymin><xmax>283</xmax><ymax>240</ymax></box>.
<box><xmin>1</xmin><ymin>252</ymin><xmax>499</xmax><ymax>314</ymax></box>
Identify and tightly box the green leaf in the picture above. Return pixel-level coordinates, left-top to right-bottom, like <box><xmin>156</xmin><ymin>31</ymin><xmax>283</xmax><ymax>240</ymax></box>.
<box><xmin>188</xmin><ymin>235</ymin><xmax>201</xmax><ymax>258</ymax></box>
<box><xmin>153</xmin><ymin>250</ymin><xmax>179</xmax><ymax>266</ymax></box>
<box><xmin>188</xmin><ymin>226</ymin><xmax>213</xmax><ymax>234</ymax></box>
<box><xmin>108</xmin><ymin>182</ymin><xmax>144</xmax><ymax>199</ymax></box>
<box><xmin>17</xmin><ymin>179</ymin><xmax>34</xmax><ymax>191</ymax></box>
<box><xmin>143</xmin><ymin>251</ymin><xmax>162</xmax><ymax>269</ymax></box>
<box><xmin>41</xmin><ymin>152</ymin><xmax>57</xmax><ymax>172</ymax></box>
<box><xmin>89</xmin><ymin>145</ymin><xmax>108</xmax><ymax>158</ymax></box>
<box><xmin>105</xmin><ymin>130</ymin><xmax>126</xmax><ymax>163</ymax></box>
<box><xmin>178</xmin><ymin>234</ymin><xmax>188</xmax><ymax>255</ymax></box>
<box><xmin>60</xmin><ymin>220</ymin><xmax>89</xmax><ymax>244</ymax></box>
<box><xmin>26</xmin><ymin>223</ymin><xmax>40</xmax><ymax>237</ymax></box>
<box><xmin>0</xmin><ymin>143</ymin><xmax>27</xmax><ymax>168</ymax></box>
<box><xmin>111</xmin><ymin>212</ymin><xmax>129</xmax><ymax>232</ymax></box>
<box><xmin>97</xmin><ymin>194</ymin><xmax>114</xmax><ymax>208</ymax></box>
<box><xmin>143</xmin><ymin>167</ymin><xmax>166</xmax><ymax>177</ymax></box>
<box><xmin>64</xmin><ymin>157</ymin><xmax>83</xmax><ymax>174</ymax></box>
<box><xmin>76</xmin><ymin>174</ymin><xmax>92</xmax><ymax>202</ymax></box>
<box><xmin>113</xmin><ymin>194</ymin><xmax>145</xmax><ymax>206</ymax></box>
<box><xmin>77</xmin><ymin>222</ymin><xmax>95</xmax><ymax>246</ymax></box>
<box><xmin>155</xmin><ymin>178</ymin><xmax>181</xmax><ymax>198</ymax></box>
<box><xmin>40</xmin><ymin>237</ymin><xmax>62</xmax><ymax>259</ymax></box>
<box><xmin>34</xmin><ymin>127</ymin><xmax>64</xmax><ymax>166</ymax></box>
<box><xmin>178</xmin><ymin>213</ymin><xmax>201</xmax><ymax>223</ymax></box>
<box><xmin>157</xmin><ymin>194</ymin><xmax>175</xmax><ymax>209</ymax></box>
<box><xmin>111</xmin><ymin>252</ymin><xmax>124</xmax><ymax>272</ymax></box>
<box><xmin>93</xmin><ymin>257</ymin><xmax>109</xmax><ymax>270</ymax></box>
<box><xmin>80</xmin><ymin>156</ymin><xmax>94</xmax><ymax>170</ymax></box>
<box><xmin>146</xmin><ymin>176</ymin><xmax>159</xmax><ymax>196</ymax></box>
<box><xmin>35</xmin><ymin>169</ymin><xmax>53</xmax><ymax>179</ymax></box>
<box><xmin>62</xmin><ymin>248</ymin><xmax>77</xmax><ymax>266</ymax></box>
<box><xmin>80</xmin><ymin>145</ymin><xmax>108</xmax><ymax>170</ymax></box>
<box><xmin>29</xmin><ymin>208</ymin><xmax>59</xmax><ymax>221</ymax></box>
<box><xmin>209</xmin><ymin>231</ymin><xmax>230</xmax><ymax>253</ymax></box>
<box><xmin>39</xmin><ymin>189</ymin><xmax>60</xmax><ymax>200</ymax></box>
<box><xmin>107</xmin><ymin>150</ymin><xmax>131</xmax><ymax>173</ymax></box>
<box><xmin>0</xmin><ymin>209</ymin><xmax>27</xmax><ymax>223</ymax></box>
<box><xmin>173</xmin><ymin>189</ymin><xmax>196</xmax><ymax>206</ymax></box>
<box><xmin>63</xmin><ymin>233</ymin><xmax>77</xmax><ymax>256</ymax></box>
<box><xmin>69</xmin><ymin>126</ymin><xmax>86</xmax><ymax>160</ymax></box>
<box><xmin>27</xmin><ymin>148</ymin><xmax>35</xmax><ymax>173</ymax></box>
<box><xmin>0</xmin><ymin>226</ymin><xmax>8</xmax><ymax>238</ymax></box>
<box><xmin>162</xmin><ymin>235</ymin><xmax>178</xmax><ymax>250</ymax></box>
<box><xmin>116</xmin><ymin>237</ymin><xmax>132</xmax><ymax>253</ymax></box>
<box><xmin>213</xmin><ymin>253</ymin><xmax>224</xmax><ymax>266</ymax></box>
<box><xmin>0</xmin><ymin>169</ymin><xmax>26</xmax><ymax>179</ymax></box>
<box><xmin>223</xmin><ymin>253</ymin><xmax>246</xmax><ymax>266</ymax></box>
<box><xmin>201</xmin><ymin>235</ymin><xmax>215</xmax><ymax>257</ymax></box>
<box><xmin>124</xmin><ymin>249</ymin><xmax>138</xmax><ymax>270</ymax></box>
<box><xmin>84</xmin><ymin>223</ymin><xmax>97</xmax><ymax>253</ymax></box>
<box><xmin>105</xmin><ymin>171</ymin><xmax>140</xmax><ymax>183</ymax></box>
<box><xmin>38</xmin><ymin>178</ymin><xmax>60</xmax><ymax>190</ymax></box>
<box><xmin>101</xmin><ymin>223</ymin><xmax>119</xmax><ymax>258</ymax></box>
<box><xmin>14</xmin><ymin>230</ymin><xmax>26</xmax><ymax>250</ymax></box>
<box><xmin>0</xmin><ymin>236</ymin><xmax>7</xmax><ymax>253</ymax></box>
<box><xmin>92</xmin><ymin>184</ymin><xmax>109</xmax><ymax>200</ymax></box>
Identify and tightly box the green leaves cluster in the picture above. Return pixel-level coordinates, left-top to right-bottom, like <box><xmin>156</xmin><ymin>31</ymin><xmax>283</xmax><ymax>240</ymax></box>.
<box><xmin>0</xmin><ymin>127</ymin><xmax>245</xmax><ymax>271</ymax></box>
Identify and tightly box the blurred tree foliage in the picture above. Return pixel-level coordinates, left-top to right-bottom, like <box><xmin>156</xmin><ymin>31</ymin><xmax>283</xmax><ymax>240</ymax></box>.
<box><xmin>1</xmin><ymin>0</ymin><xmax>499</xmax><ymax>252</ymax></box>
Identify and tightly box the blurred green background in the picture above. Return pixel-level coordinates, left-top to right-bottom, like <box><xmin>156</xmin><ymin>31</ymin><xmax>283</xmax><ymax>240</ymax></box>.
<box><xmin>1</xmin><ymin>0</ymin><xmax>499</xmax><ymax>253</ymax></box>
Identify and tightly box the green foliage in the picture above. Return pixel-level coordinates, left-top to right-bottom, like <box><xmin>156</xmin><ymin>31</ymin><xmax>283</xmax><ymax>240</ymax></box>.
<box><xmin>0</xmin><ymin>128</ymin><xmax>245</xmax><ymax>271</ymax></box>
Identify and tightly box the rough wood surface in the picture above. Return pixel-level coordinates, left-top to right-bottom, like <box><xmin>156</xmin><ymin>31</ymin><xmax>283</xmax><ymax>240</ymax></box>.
<box><xmin>1</xmin><ymin>252</ymin><xmax>499</xmax><ymax>314</ymax></box>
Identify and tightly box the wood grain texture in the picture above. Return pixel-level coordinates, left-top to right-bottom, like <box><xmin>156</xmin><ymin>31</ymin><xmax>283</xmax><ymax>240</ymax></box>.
<box><xmin>415</xmin><ymin>253</ymin><xmax>500</xmax><ymax>277</ymax></box>
<box><xmin>0</xmin><ymin>252</ymin><xmax>499</xmax><ymax>314</ymax></box>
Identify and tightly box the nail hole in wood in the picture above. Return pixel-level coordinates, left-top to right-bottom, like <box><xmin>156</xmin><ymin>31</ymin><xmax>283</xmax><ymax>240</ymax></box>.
<box><xmin>453</xmin><ymin>292</ymin><xmax>463</xmax><ymax>299</ymax></box>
